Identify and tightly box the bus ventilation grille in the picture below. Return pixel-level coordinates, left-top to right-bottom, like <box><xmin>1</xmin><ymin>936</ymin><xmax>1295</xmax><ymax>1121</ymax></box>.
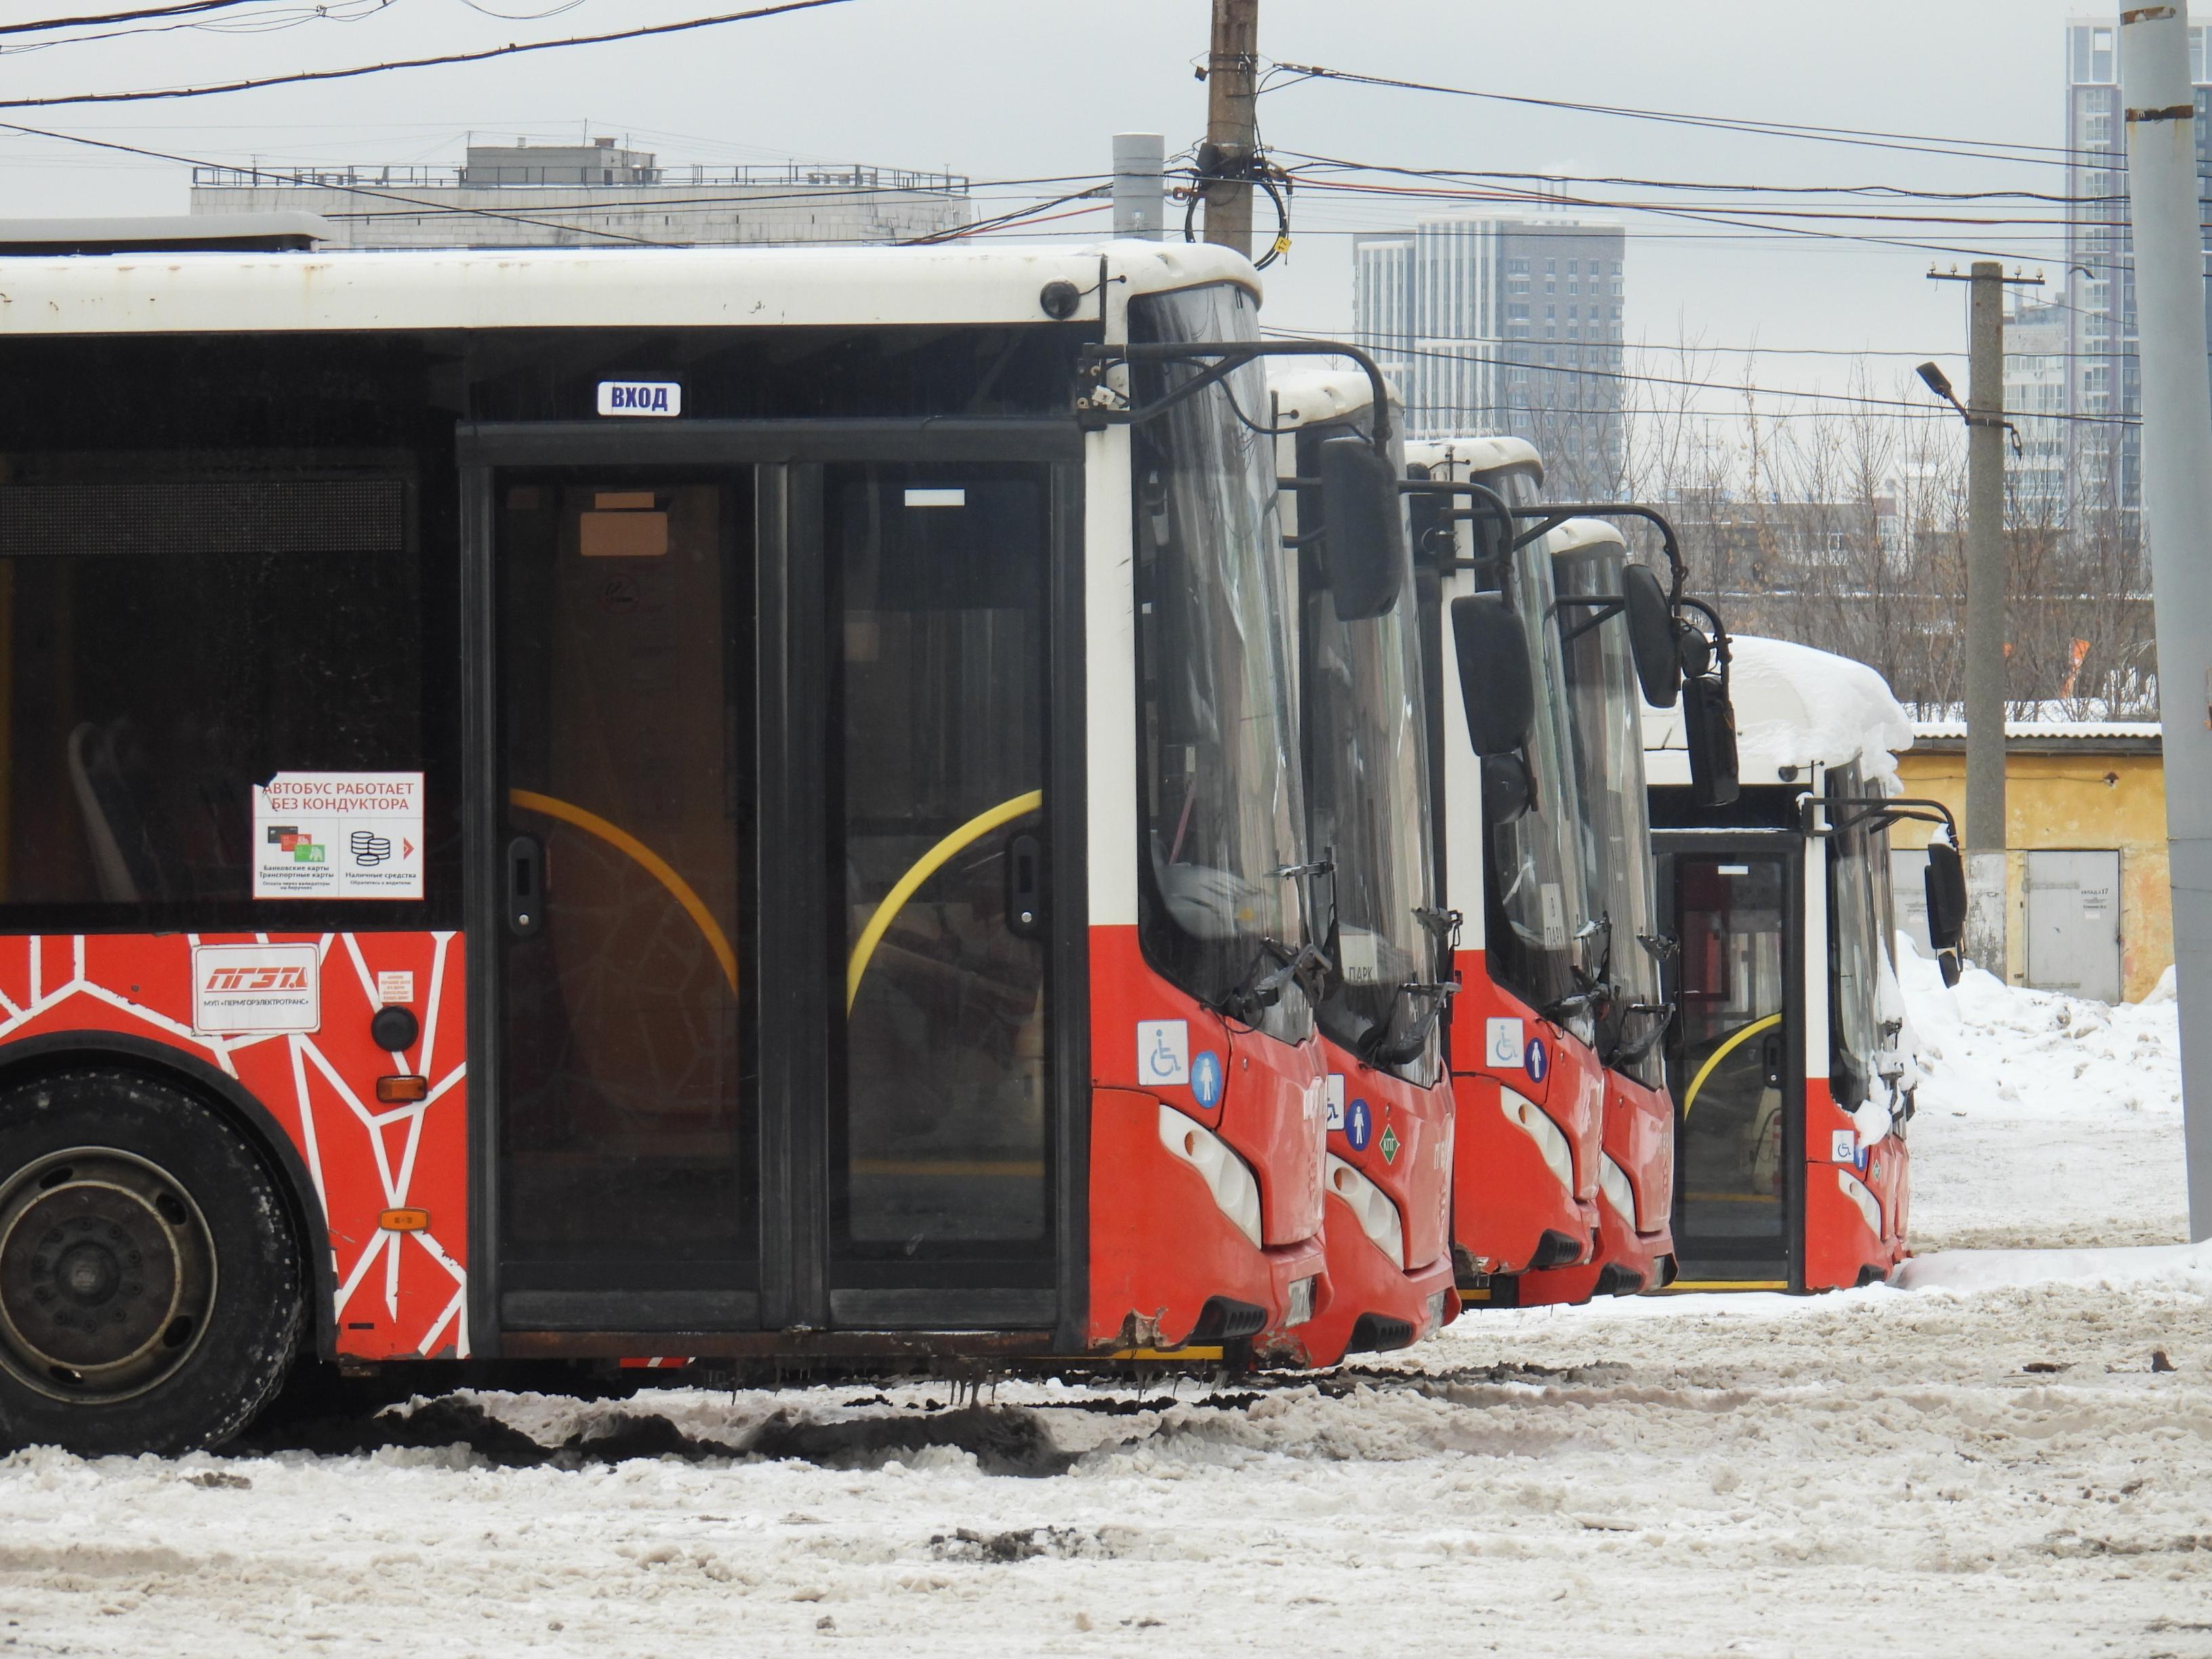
<box><xmin>1187</xmin><ymin>1297</ymin><xmax>1267</xmax><ymax>1343</ymax></box>
<box><xmin>1347</xmin><ymin>1313</ymin><xmax>1416</xmax><ymax>1354</ymax></box>
<box><xmin>0</xmin><ymin>478</ymin><xmax>407</xmax><ymax>558</ymax></box>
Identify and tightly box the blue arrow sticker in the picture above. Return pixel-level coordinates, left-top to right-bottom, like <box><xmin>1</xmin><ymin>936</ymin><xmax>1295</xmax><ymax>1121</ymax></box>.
<box><xmin>1525</xmin><ymin>1037</ymin><xmax>1549</xmax><ymax>1083</ymax></box>
<box><xmin>1343</xmin><ymin>1098</ymin><xmax>1374</xmax><ymax>1152</ymax></box>
<box><xmin>1190</xmin><ymin>1050</ymin><xmax>1223</xmax><ymax>1109</ymax></box>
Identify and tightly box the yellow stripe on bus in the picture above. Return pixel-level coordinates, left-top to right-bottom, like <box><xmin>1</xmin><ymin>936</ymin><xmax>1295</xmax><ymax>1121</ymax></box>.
<box><xmin>845</xmin><ymin>789</ymin><xmax>1043</xmax><ymax>1011</ymax></box>
<box><xmin>1663</xmin><ymin>1279</ymin><xmax>1790</xmax><ymax>1292</ymax></box>
<box><xmin>508</xmin><ymin>789</ymin><xmax>739</xmax><ymax>997</ymax></box>
<box><xmin>1680</xmin><ymin>1012</ymin><xmax>1782</xmax><ymax>1118</ymax></box>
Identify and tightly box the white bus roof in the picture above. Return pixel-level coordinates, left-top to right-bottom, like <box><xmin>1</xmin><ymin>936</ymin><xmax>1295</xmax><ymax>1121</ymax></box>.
<box><xmin>0</xmin><ymin>237</ymin><xmax>1255</xmax><ymax>336</ymax></box>
<box><xmin>1265</xmin><ymin>365</ymin><xmax>1400</xmax><ymax>425</ymax></box>
<box><xmin>1404</xmin><ymin>434</ymin><xmax>1545</xmax><ymax>481</ymax></box>
<box><xmin>1544</xmin><ymin>517</ymin><xmax>1626</xmax><ymax>558</ymax></box>
<box><xmin>1643</xmin><ymin>633</ymin><xmax>1912</xmax><ymax>785</ymax></box>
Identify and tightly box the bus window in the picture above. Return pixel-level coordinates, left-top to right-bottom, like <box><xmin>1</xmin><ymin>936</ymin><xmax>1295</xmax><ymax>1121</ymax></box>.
<box><xmin>1826</xmin><ymin>767</ymin><xmax>1883</xmax><ymax>1112</ymax></box>
<box><xmin>0</xmin><ymin>467</ymin><xmax>431</xmax><ymax>922</ymax></box>
<box><xmin>1674</xmin><ymin>855</ymin><xmax>1788</xmax><ymax>1270</ymax></box>
<box><xmin>831</xmin><ymin>463</ymin><xmax>1050</xmax><ymax>1256</ymax></box>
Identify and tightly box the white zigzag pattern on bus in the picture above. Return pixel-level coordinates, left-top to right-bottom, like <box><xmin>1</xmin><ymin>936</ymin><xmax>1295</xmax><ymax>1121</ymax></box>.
<box><xmin>0</xmin><ymin>933</ymin><xmax>469</xmax><ymax>1359</ymax></box>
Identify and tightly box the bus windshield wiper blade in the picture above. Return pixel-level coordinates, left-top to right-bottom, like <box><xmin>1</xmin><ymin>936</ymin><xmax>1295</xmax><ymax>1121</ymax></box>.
<box><xmin>1220</xmin><ymin>937</ymin><xmax>1327</xmax><ymax>1025</ymax></box>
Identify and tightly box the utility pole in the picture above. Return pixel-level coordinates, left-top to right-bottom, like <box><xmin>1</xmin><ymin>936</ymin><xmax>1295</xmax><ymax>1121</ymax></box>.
<box><xmin>1202</xmin><ymin>0</ymin><xmax>1258</xmax><ymax>259</ymax></box>
<box><xmin>1925</xmin><ymin>262</ymin><xmax>2039</xmax><ymax>979</ymax></box>
<box><xmin>1111</xmin><ymin>134</ymin><xmax>1164</xmax><ymax>240</ymax></box>
<box><xmin>2121</xmin><ymin>4</ymin><xmax>2212</xmax><ymax>1240</ymax></box>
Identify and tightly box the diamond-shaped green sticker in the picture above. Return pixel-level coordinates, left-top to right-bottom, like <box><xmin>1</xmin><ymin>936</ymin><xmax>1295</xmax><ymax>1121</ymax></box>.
<box><xmin>1379</xmin><ymin>1124</ymin><xmax>1401</xmax><ymax>1164</ymax></box>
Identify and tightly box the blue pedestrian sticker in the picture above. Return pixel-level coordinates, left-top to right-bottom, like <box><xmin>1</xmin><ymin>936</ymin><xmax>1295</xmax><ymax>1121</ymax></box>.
<box><xmin>1191</xmin><ymin>1050</ymin><xmax>1224</xmax><ymax>1109</ymax></box>
<box><xmin>1525</xmin><ymin>1037</ymin><xmax>1549</xmax><ymax>1082</ymax></box>
<box><xmin>1343</xmin><ymin>1097</ymin><xmax>1374</xmax><ymax>1152</ymax></box>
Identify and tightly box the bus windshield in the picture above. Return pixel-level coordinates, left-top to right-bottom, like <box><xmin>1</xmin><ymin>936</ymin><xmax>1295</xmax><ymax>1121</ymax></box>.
<box><xmin>1482</xmin><ymin>469</ymin><xmax>1594</xmax><ymax>1030</ymax></box>
<box><xmin>1297</xmin><ymin>426</ymin><xmax>1438</xmax><ymax>1075</ymax></box>
<box><xmin>1827</xmin><ymin>762</ymin><xmax>1883</xmax><ymax>1110</ymax></box>
<box><xmin>1553</xmin><ymin>533</ymin><xmax>1664</xmax><ymax>1085</ymax></box>
<box><xmin>1129</xmin><ymin>284</ymin><xmax>1310</xmax><ymax>1038</ymax></box>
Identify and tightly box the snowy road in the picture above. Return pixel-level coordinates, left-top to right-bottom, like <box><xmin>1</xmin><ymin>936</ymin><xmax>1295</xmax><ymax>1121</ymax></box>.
<box><xmin>0</xmin><ymin>956</ymin><xmax>2204</xmax><ymax>1658</ymax></box>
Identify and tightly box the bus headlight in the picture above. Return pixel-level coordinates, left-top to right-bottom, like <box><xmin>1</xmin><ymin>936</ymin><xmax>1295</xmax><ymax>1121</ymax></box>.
<box><xmin>1836</xmin><ymin>1166</ymin><xmax>1882</xmax><ymax>1235</ymax></box>
<box><xmin>1325</xmin><ymin>1154</ymin><xmax>1407</xmax><ymax>1268</ymax></box>
<box><xmin>1500</xmin><ymin>1088</ymin><xmax>1575</xmax><ymax>1195</ymax></box>
<box><xmin>1158</xmin><ymin>1103</ymin><xmax>1264</xmax><ymax>1248</ymax></box>
<box><xmin>1598</xmin><ymin>1153</ymin><xmax>1639</xmax><ymax>1231</ymax></box>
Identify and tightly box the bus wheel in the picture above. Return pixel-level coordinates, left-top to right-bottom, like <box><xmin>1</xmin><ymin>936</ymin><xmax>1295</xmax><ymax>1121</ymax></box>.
<box><xmin>0</xmin><ymin>1069</ymin><xmax>303</xmax><ymax>1456</ymax></box>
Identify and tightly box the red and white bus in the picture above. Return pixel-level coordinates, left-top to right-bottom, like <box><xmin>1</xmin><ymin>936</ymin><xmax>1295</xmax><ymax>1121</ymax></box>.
<box><xmin>1648</xmin><ymin>635</ymin><xmax>1963</xmax><ymax>1291</ymax></box>
<box><xmin>0</xmin><ymin>234</ymin><xmax>1399</xmax><ymax>1452</ymax></box>
<box><xmin>1267</xmin><ymin>370</ymin><xmax>1458</xmax><ymax>1360</ymax></box>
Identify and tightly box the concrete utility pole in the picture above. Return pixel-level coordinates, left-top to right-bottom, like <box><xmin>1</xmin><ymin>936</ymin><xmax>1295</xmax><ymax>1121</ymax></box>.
<box><xmin>2120</xmin><ymin>4</ymin><xmax>2212</xmax><ymax>1240</ymax></box>
<box><xmin>1111</xmin><ymin>134</ymin><xmax>1164</xmax><ymax>240</ymax></box>
<box><xmin>1926</xmin><ymin>261</ymin><xmax>2038</xmax><ymax>979</ymax></box>
<box><xmin>1202</xmin><ymin>0</ymin><xmax>1258</xmax><ymax>259</ymax></box>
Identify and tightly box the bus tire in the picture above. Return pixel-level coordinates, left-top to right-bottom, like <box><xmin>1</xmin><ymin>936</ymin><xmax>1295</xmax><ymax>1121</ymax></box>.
<box><xmin>0</xmin><ymin>1067</ymin><xmax>303</xmax><ymax>1456</ymax></box>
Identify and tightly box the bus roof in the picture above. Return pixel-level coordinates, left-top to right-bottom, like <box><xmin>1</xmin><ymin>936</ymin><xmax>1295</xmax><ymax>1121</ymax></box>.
<box><xmin>0</xmin><ymin>237</ymin><xmax>1256</xmax><ymax>337</ymax></box>
<box><xmin>1644</xmin><ymin>633</ymin><xmax>1912</xmax><ymax>784</ymax></box>
<box><xmin>1544</xmin><ymin>518</ymin><xmax>1626</xmax><ymax>558</ymax></box>
<box><xmin>1265</xmin><ymin>365</ymin><xmax>1399</xmax><ymax>426</ymax></box>
<box><xmin>1403</xmin><ymin>434</ymin><xmax>1546</xmax><ymax>483</ymax></box>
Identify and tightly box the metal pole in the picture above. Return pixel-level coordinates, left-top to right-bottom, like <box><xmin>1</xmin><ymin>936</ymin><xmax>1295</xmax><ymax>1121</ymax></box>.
<box><xmin>2121</xmin><ymin>3</ymin><xmax>2212</xmax><ymax>1240</ymax></box>
<box><xmin>1111</xmin><ymin>133</ymin><xmax>1164</xmax><ymax>241</ymax></box>
<box><xmin>1963</xmin><ymin>260</ymin><xmax>2009</xmax><ymax>978</ymax></box>
<box><xmin>1202</xmin><ymin>0</ymin><xmax>1258</xmax><ymax>258</ymax></box>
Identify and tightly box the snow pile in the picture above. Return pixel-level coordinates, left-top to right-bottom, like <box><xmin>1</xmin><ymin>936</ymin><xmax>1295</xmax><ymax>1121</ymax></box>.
<box><xmin>1897</xmin><ymin>1237</ymin><xmax>2212</xmax><ymax>1293</ymax></box>
<box><xmin>1645</xmin><ymin>633</ymin><xmax>1914</xmax><ymax>785</ymax></box>
<box><xmin>1898</xmin><ymin>933</ymin><xmax>2189</xmax><ymax>1251</ymax></box>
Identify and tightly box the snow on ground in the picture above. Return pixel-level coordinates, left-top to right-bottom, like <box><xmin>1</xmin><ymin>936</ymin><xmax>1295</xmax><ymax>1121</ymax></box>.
<box><xmin>0</xmin><ymin>962</ymin><xmax>2201</xmax><ymax>1659</ymax></box>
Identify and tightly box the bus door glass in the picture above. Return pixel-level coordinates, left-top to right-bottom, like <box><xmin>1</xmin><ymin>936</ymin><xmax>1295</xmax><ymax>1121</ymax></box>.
<box><xmin>495</xmin><ymin>474</ymin><xmax>757</xmax><ymax>1324</ymax></box>
<box><xmin>827</xmin><ymin>462</ymin><xmax>1051</xmax><ymax>1301</ymax></box>
<box><xmin>1671</xmin><ymin>853</ymin><xmax>1791</xmax><ymax>1279</ymax></box>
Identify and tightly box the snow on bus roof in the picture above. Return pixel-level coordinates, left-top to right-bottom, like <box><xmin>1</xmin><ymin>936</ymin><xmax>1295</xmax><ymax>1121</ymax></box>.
<box><xmin>1265</xmin><ymin>365</ymin><xmax>1399</xmax><ymax>423</ymax></box>
<box><xmin>1544</xmin><ymin>518</ymin><xmax>1625</xmax><ymax>557</ymax></box>
<box><xmin>0</xmin><ymin>237</ymin><xmax>1256</xmax><ymax>335</ymax></box>
<box><xmin>1404</xmin><ymin>434</ymin><xmax>1544</xmax><ymax>480</ymax></box>
<box><xmin>1644</xmin><ymin>633</ymin><xmax>1912</xmax><ymax>784</ymax></box>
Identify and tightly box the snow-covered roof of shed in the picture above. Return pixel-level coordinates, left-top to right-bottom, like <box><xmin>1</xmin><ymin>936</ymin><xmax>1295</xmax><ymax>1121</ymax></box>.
<box><xmin>1644</xmin><ymin>634</ymin><xmax>1912</xmax><ymax>784</ymax></box>
<box><xmin>1910</xmin><ymin>719</ymin><xmax>2160</xmax><ymax>742</ymax></box>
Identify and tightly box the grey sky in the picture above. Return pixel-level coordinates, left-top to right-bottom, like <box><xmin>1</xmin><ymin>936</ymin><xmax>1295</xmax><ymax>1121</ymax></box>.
<box><xmin>0</xmin><ymin>0</ymin><xmax>2110</xmax><ymax>414</ymax></box>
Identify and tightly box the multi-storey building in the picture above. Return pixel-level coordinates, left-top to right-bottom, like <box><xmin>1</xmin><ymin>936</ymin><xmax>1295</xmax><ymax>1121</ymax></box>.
<box><xmin>190</xmin><ymin>137</ymin><xmax>970</xmax><ymax>249</ymax></box>
<box><xmin>2004</xmin><ymin>295</ymin><xmax>2071</xmax><ymax>524</ymax></box>
<box><xmin>1353</xmin><ymin>216</ymin><xmax>1626</xmax><ymax>497</ymax></box>
<box><xmin>2058</xmin><ymin>16</ymin><xmax>2212</xmax><ymax>540</ymax></box>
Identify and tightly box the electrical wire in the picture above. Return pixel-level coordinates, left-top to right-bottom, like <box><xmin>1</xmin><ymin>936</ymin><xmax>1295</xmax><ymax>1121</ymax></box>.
<box><xmin>0</xmin><ymin>1</ymin><xmax>265</xmax><ymax>34</ymax></box>
<box><xmin>0</xmin><ymin>1</ymin><xmax>397</xmax><ymax>55</ymax></box>
<box><xmin>0</xmin><ymin>0</ymin><xmax>857</xmax><ymax>108</ymax></box>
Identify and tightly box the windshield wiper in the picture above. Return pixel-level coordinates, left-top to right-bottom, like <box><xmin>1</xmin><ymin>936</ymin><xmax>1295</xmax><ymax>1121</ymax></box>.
<box><xmin>1613</xmin><ymin>1000</ymin><xmax>1675</xmax><ymax>1065</ymax></box>
<box><xmin>1219</xmin><ymin>937</ymin><xmax>1328</xmax><ymax>1027</ymax></box>
<box><xmin>1359</xmin><ymin>978</ymin><xmax>1460</xmax><ymax>1067</ymax></box>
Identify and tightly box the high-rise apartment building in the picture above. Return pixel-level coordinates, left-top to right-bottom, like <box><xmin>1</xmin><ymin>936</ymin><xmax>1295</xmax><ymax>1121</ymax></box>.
<box><xmin>2056</xmin><ymin>16</ymin><xmax>2212</xmax><ymax>539</ymax></box>
<box><xmin>190</xmin><ymin>136</ymin><xmax>970</xmax><ymax>249</ymax></box>
<box><xmin>1353</xmin><ymin>217</ymin><xmax>1626</xmax><ymax>496</ymax></box>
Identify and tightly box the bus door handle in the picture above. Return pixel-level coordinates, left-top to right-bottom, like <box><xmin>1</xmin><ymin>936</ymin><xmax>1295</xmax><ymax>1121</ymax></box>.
<box><xmin>1761</xmin><ymin>1033</ymin><xmax>1782</xmax><ymax>1089</ymax></box>
<box><xmin>1005</xmin><ymin>832</ymin><xmax>1044</xmax><ymax>941</ymax></box>
<box><xmin>507</xmin><ymin>834</ymin><xmax>545</xmax><ymax>938</ymax></box>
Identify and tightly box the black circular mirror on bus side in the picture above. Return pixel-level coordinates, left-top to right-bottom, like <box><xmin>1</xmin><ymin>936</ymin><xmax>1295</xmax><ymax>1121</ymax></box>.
<box><xmin>1622</xmin><ymin>562</ymin><xmax>1681</xmax><ymax>708</ymax></box>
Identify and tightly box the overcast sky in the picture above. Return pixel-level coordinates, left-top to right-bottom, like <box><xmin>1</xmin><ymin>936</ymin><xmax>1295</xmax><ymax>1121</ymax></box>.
<box><xmin>0</xmin><ymin>0</ymin><xmax>2123</xmax><ymax>414</ymax></box>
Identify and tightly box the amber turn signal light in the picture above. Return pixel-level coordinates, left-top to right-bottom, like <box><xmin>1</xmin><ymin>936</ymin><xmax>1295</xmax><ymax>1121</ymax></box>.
<box><xmin>380</xmin><ymin>1208</ymin><xmax>430</xmax><ymax>1233</ymax></box>
<box><xmin>376</xmin><ymin>1075</ymin><xmax>429</xmax><ymax>1103</ymax></box>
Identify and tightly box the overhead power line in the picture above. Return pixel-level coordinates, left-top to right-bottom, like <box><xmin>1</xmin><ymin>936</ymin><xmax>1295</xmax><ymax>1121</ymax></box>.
<box><xmin>0</xmin><ymin>0</ymin><xmax>857</xmax><ymax>108</ymax></box>
<box><xmin>0</xmin><ymin>1</ymin><xmax>264</xmax><ymax>33</ymax></box>
<box><xmin>1265</xmin><ymin>61</ymin><xmax>2096</xmax><ymax>171</ymax></box>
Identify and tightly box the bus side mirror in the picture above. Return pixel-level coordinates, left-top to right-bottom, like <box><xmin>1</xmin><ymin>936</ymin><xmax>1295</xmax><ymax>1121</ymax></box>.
<box><xmin>1683</xmin><ymin>672</ymin><xmax>1740</xmax><ymax>808</ymax></box>
<box><xmin>1318</xmin><ymin>436</ymin><xmax>1406</xmax><ymax>621</ymax></box>
<box><xmin>1924</xmin><ymin>840</ymin><xmax>1967</xmax><ymax>986</ymax></box>
<box><xmin>1622</xmin><ymin>564</ymin><xmax>1682</xmax><ymax>709</ymax></box>
<box><xmin>1450</xmin><ymin>592</ymin><xmax>1534</xmax><ymax>758</ymax></box>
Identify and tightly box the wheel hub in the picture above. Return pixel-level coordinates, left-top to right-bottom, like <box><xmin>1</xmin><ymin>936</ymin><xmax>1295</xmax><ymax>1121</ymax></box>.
<box><xmin>0</xmin><ymin>1149</ymin><xmax>213</xmax><ymax>1403</ymax></box>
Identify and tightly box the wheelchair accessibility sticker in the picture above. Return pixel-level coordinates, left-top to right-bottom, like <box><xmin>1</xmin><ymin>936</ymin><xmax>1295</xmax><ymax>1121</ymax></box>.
<box><xmin>1137</xmin><ymin>1020</ymin><xmax>1189</xmax><ymax>1088</ymax></box>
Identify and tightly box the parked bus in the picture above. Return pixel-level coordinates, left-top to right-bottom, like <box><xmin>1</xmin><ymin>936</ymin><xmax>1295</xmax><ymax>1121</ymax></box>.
<box><xmin>0</xmin><ymin>234</ymin><xmax>1409</xmax><ymax>1452</ymax></box>
<box><xmin>1266</xmin><ymin>371</ymin><xmax>1458</xmax><ymax>1360</ymax></box>
<box><xmin>1513</xmin><ymin>518</ymin><xmax>1679</xmax><ymax>1301</ymax></box>
<box><xmin>1647</xmin><ymin>635</ymin><xmax>1965</xmax><ymax>1291</ymax></box>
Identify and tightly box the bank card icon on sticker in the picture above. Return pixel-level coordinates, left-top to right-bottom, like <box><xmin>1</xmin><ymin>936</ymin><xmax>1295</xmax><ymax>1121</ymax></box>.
<box><xmin>1343</xmin><ymin>1098</ymin><xmax>1373</xmax><ymax>1151</ymax></box>
<box><xmin>1832</xmin><ymin>1128</ymin><xmax>1858</xmax><ymax>1164</ymax></box>
<box><xmin>1525</xmin><ymin>1038</ymin><xmax>1548</xmax><ymax>1083</ymax></box>
<box><xmin>1486</xmin><ymin>1017</ymin><xmax>1524</xmax><ymax>1069</ymax></box>
<box><xmin>1138</xmin><ymin>1020</ymin><xmax>1189</xmax><ymax>1088</ymax></box>
<box><xmin>1191</xmin><ymin>1050</ymin><xmax>1223</xmax><ymax>1109</ymax></box>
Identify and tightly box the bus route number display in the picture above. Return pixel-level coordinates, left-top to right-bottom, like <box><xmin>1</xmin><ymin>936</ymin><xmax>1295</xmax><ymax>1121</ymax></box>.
<box><xmin>252</xmin><ymin>772</ymin><xmax>426</xmax><ymax>900</ymax></box>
